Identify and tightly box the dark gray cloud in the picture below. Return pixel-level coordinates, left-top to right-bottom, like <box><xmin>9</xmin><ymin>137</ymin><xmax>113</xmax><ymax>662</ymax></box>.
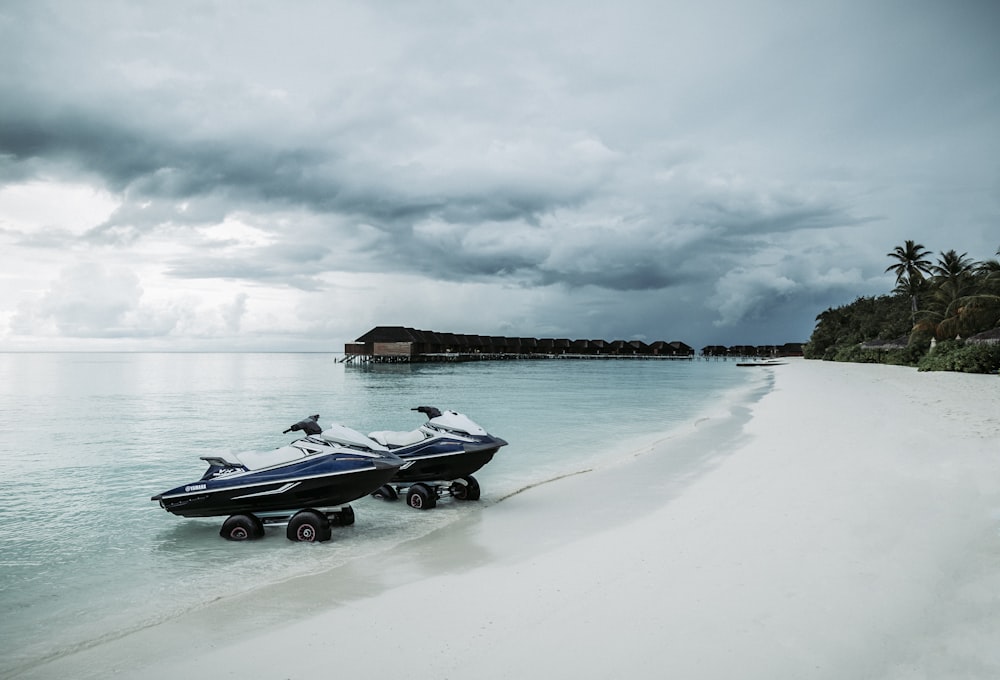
<box><xmin>1</xmin><ymin>0</ymin><xmax>998</xmax><ymax>350</ymax></box>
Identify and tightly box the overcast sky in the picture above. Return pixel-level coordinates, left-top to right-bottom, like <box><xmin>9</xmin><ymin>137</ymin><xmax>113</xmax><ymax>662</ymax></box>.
<box><xmin>1</xmin><ymin>0</ymin><xmax>997</xmax><ymax>351</ymax></box>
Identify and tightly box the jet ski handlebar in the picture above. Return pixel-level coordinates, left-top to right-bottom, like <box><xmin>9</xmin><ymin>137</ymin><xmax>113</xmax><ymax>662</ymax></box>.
<box><xmin>283</xmin><ymin>414</ymin><xmax>322</xmax><ymax>435</ymax></box>
<box><xmin>412</xmin><ymin>406</ymin><xmax>443</xmax><ymax>419</ymax></box>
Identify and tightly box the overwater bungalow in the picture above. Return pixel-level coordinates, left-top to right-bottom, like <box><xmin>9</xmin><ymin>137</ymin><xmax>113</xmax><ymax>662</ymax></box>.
<box><xmin>669</xmin><ymin>341</ymin><xmax>694</xmax><ymax>356</ymax></box>
<box><xmin>628</xmin><ymin>340</ymin><xmax>650</xmax><ymax>355</ymax></box>
<box><xmin>536</xmin><ymin>338</ymin><xmax>555</xmax><ymax>353</ymax></box>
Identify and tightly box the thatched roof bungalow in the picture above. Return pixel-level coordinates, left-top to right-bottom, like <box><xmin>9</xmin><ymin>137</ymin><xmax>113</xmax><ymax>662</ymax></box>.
<box><xmin>648</xmin><ymin>341</ymin><xmax>668</xmax><ymax>355</ymax></box>
<box><xmin>504</xmin><ymin>337</ymin><xmax>522</xmax><ymax>353</ymax></box>
<box><xmin>967</xmin><ymin>327</ymin><xmax>1000</xmax><ymax>345</ymax></box>
<box><xmin>779</xmin><ymin>342</ymin><xmax>804</xmax><ymax>356</ymax></box>
<box><xmin>860</xmin><ymin>336</ymin><xmax>909</xmax><ymax>350</ymax></box>
<box><xmin>351</xmin><ymin>326</ymin><xmax>426</xmax><ymax>358</ymax></box>
<box><xmin>437</xmin><ymin>332</ymin><xmax>459</xmax><ymax>352</ymax></box>
<box><xmin>607</xmin><ymin>340</ymin><xmax>627</xmax><ymax>354</ymax></box>
<box><xmin>668</xmin><ymin>341</ymin><xmax>694</xmax><ymax>356</ymax></box>
<box><xmin>628</xmin><ymin>340</ymin><xmax>650</xmax><ymax>355</ymax></box>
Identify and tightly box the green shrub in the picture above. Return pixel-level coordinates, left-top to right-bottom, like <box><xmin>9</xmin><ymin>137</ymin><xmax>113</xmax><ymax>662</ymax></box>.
<box><xmin>918</xmin><ymin>340</ymin><xmax>1000</xmax><ymax>373</ymax></box>
<box><xmin>805</xmin><ymin>294</ymin><xmax>914</xmax><ymax>361</ymax></box>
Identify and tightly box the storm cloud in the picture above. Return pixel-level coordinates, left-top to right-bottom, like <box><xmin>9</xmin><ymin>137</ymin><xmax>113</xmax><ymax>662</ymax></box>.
<box><xmin>1</xmin><ymin>0</ymin><xmax>998</xmax><ymax>350</ymax></box>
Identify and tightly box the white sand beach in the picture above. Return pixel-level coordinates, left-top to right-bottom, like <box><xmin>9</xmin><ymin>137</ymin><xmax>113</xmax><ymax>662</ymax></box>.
<box><xmin>19</xmin><ymin>359</ymin><xmax>1000</xmax><ymax>679</ymax></box>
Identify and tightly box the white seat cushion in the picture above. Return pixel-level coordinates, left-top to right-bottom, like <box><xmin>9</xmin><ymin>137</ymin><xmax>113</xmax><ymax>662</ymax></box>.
<box><xmin>368</xmin><ymin>429</ymin><xmax>426</xmax><ymax>447</ymax></box>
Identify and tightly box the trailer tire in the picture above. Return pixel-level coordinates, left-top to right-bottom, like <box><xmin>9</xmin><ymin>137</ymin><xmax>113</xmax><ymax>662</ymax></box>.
<box><xmin>220</xmin><ymin>514</ymin><xmax>264</xmax><ymax>541</ymax></box>
<box><xmin>406</xmin><ymin>483</ymin><xmax>437</xmax><ymax>510</ymax></box>
<box><xmin>335</xmin><ymin>505</ymin><xmax>355</xmax><ymax>526</ymax></box>
<box><xmin>286</xmin><ymin>510</ymin><xmax>332</xmax><ymax>542</ymax></box>
<box><xmin>450</xmin><ymin>475</ymin><xmax>481</xmax><ymax>501</ymax></box>
<box><xmin>372</xmin><ymin>484</ymin><xmax>398</xmax><ymax>501</ymax></box>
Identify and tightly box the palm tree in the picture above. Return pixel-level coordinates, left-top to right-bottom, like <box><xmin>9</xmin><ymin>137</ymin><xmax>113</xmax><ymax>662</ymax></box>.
<box><xmin>931</xmin><ymin>250</ymin><xmax>975</xmax><ymax>286</ymax></box>
<box><xmin>885</xmin><ymin>240</ymin><xmax>933</xmax><ymax>323</ymax></box>
<box><xmin>918</xmin><ymin>250</ymin><xmax>1000</xmax><ymax>339</ymax></box>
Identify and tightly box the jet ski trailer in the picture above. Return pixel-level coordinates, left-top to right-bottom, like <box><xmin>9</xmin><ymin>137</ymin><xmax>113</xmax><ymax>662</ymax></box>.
<box><xmin>363</xmin><ymin>406</ymin><xmax>508</xmax><ymax>510</ymax></box>
<box><xmin>151</xmin><ymin>416</ymin><xmax>403</xmax><ymax>541</ymax></box>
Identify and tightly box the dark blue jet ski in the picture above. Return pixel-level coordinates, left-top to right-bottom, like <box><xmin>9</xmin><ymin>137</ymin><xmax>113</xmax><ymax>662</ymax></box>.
<box><xmin>151</xmin><ymin>416</ymin><xmax>403</xmax><ymax>541</ymax></box>
<box><xmin>359</xmin><ymin>406</ymin><xmax>508</xmax><ymax>510</ymax></box>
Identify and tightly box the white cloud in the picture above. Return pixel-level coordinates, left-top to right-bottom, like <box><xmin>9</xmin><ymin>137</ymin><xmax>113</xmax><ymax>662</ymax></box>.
<box><xmin>11</xmin><ymin>262</ymin><xmax>154</xmax><ymax>337</ymax></box>
<box><xmin>0</xmin><ymin>181</ymin><xmax>118</xmax><ymax>234</ymax></box>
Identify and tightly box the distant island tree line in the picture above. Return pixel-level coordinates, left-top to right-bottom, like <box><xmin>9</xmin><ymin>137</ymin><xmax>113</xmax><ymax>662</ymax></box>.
<box><xmin>805</xmin><ymin>241</ymin><xmax>1000</xmax><ymax>373</ymax></box>
<box><xmin>343</xmin><ymin>327</ymin><xmax>804</xmax><ymax>363</ymax></box>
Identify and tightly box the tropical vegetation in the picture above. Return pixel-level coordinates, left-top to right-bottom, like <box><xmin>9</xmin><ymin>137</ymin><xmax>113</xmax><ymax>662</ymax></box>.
<box><xmin>804</xmin><ymin>243</ymin><xmax>1000</xmax><ymax>373</ymax></box>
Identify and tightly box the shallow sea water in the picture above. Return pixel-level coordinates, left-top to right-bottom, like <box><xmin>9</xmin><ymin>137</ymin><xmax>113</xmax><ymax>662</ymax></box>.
<box><xmin>0</xmin><ymin>352</ymin><xmax>765</xmax><ymax>676</ymax></box>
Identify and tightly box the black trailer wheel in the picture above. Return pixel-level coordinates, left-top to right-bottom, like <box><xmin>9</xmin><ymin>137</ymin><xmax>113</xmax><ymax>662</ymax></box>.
<box><xmin>450</xmin><ymin>475</ymin><xmax>481</xmax><ymax>501</ymax></box>
<box><xmin>372</xmin><ymin>484</ymin><xmax>398</xmax><ymax>501</ymax></box>
<box><xmin>220</xmin><ymin>514</ymin><xmax>264</xmax><ymax>541</ymax></box>
<box><xmin>406</xmin><ymin>483</ymin><xmax>437</xmax><ymax>510</ymax></box>
<box><xmin>286</xmin><ymin>509</ymin><xmax>332</xmax><ymax>542</ymax></box>
<box><xmin>334</xmin><ymin>505</ymin><xmax>355</xmax><ymax>526</ymax></box>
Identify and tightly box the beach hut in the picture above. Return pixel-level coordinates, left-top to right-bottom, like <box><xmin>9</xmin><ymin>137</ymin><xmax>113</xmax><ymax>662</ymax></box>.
<box><xmin>779</xmin><ymin>342</ymin><xmax>805</xmax><ymax>357</ymax></box>
<box><xmin>968</xmin><ymin>327</ymin><xmax>1000</xmax><ymax>345</ymax></box>
<box><xmin>860</xmin><ymin>336</ymin><xmax>909</xmax><ymax>351</ymax></box>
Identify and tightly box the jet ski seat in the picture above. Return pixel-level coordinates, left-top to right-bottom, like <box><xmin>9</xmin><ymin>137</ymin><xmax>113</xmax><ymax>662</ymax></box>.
<box><xmin>368</xmin><ymin>429</ymin><xmax>426</xmax><ymax>448</ymax></box>
<box><xmin>233</xmin><ymin>446</ymin><xmax>305</xmax><ymax>471</ymax></box>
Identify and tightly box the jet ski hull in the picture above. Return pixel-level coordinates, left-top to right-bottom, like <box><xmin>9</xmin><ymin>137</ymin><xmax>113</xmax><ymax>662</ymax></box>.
<box><xmin>153</xmin><ymin>454</ymin><xmax>401</xmax><ymax>518</ymax></box>
<box><xmin>392</xmin><ymin>437</ymin><xmax>508</xmax><ymax>484</ymax></box>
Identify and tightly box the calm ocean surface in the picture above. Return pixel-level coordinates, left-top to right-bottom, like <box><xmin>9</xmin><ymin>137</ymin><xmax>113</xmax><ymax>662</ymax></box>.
<box><xmin>0</xmin><ymin>353</ymin><xmax>767</xmax><ymax>676</ymax></box>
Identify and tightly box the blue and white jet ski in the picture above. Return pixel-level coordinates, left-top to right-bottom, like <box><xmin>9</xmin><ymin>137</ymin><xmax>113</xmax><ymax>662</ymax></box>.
<box><xmin>151</xmin><ymin>416</ymin><xmax>403</xmax><ymax>541</ymax></box>
<box><xmin>362</xmin><ymin>406</ymin><xmax>508</xmax><ymax>510</ymax></box>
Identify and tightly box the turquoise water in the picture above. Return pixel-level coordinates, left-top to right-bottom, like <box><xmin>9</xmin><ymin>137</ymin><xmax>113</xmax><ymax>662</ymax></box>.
<box><xmin>0</xmin><ymin>353</ymin><xmax>766</xmax><ymax>676</ymax></box>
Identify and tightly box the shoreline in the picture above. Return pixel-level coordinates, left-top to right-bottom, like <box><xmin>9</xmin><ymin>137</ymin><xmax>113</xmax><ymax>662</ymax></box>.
<box><xmin>15</xmin><ymin>360</ymin><xmax>1000</xmax><ymax>679</ymax></box>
